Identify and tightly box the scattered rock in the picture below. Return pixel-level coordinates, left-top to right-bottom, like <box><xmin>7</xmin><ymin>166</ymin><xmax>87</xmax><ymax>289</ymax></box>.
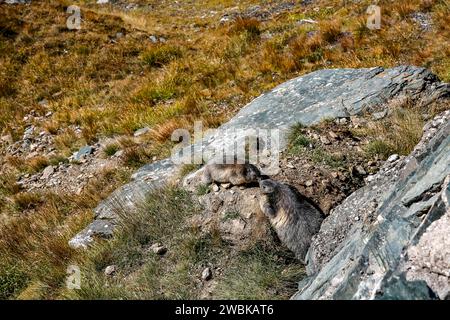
<box><xmin>354</xmin><ymin>165</ymin><xmax>366</xmax><ymax>176</ymax></box>
<box><xmin>328</xmin><ymin>131</ymin><xmax>339</xmax><ymax>140</ymax></box>
<box><xmin>305</xmin><ymin>180</ymin><xmax>313</xmax><ymax>187</ymax></box>
<box><xmin>372</xmin><ymin>110</ymin><xmax>388</xmax><ymax>120</ymax></box>
<box><xmin>74</xmin><ymin>145</ymin><xmax>94</xmax><ymax>161</ymax></box>
<box><xmin>201</xmin><ymin>267</ymin><xmax>212</xmax><ymax>281</ymax></box>
<box><xmin>150</xmin><ymin>243</ymin><xmax>167</xmax><ymax>255</ymax></box>
<box><xmin>38</xmin><ymin>99</ymin><xmax>48</xmax><ymax>107</ymax></box>
<box><xmin>4</xmin><ymin>0</ymin><xmax>31</xmax><ymax>4</ymax></box>
<box><xmin>104</xmin><ymin>265</ymin><xmax>117</xmax><ymax>276</ymax></box>
<box><xmin>133</xmin><ymin>127</ymin><xmax>150</xmax><ymax>137</ymax></box>
<box><xmin>1</xmin><ymin>134</ymin><xmax>13</xmax><ymax>144</ymax></box>
<box><xmin>296</xmin><ymin>18</ymin><xmax>317</xmax><ymax>25</ymax></box>
<box><xmin>410</xmin><ymin>12</ymin><xmax>433</xmax><ymax>31</ymax></box>
<box><xmin>320</xmin><ymin>136</ymin><xmax>331</xmax><ymax>145</ymax></box>
<box><xmin>40</xmin><ymin>166</ymin><xmax>54</xmax><ymax>180</ymax></box>
<box><xmin>387</xmin><ymin>154</ymin><xmax>399</xmax><ymax>163</ymax></box>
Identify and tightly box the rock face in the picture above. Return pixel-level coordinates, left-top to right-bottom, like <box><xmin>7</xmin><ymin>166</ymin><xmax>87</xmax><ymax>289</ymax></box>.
<box><xmin>190</xmin><ymin>186</ymin><xmax>271</xmax><ymax>248</ymax></box>
<box><xmin>293</xmin><ymin>110</ymin><xmax>450</xmax><ymax>300</ymax></box>
<box><xmin>70</xmin><ymin>66</ymin><xmax>449</xmax><ymax>249</ymax></box>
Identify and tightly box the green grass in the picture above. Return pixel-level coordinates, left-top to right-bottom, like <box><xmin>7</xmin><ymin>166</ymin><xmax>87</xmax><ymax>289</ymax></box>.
<box><xmin>214</xmin><ymin>244</ymin><xmax>304</xmax><ymax>300</ymax></box>
<box><xmin>103</xmin><ymin>143</ymin><xmax>120</xmax><ymax>157</ymax></box>
<box><xmin>365</xmin><ymin>140</ymin><xmax>394</xmax><ymax>160</ymax></box>
<box><xmin>0</xmin><ymin>262</ymin><xmax>29</xmax><ymax>300</ymax></box>
<box><xmin>67</xmin><ymin>187</ymin><xmax>218</xmax><ymax>299</ymax></box>
<box><xmin>287</xmin><ymin>122</ymin><xmax>312</xmax><ymax>155</ymax></box>
<box><xmin>310</xmin><ymin>148</ymin><xmax>344</xmax><ymax>168</ymax></box>
<box><xmin>196</xmin><ymin>184</ymin><xmax>210</xmax><ymax>196</ymax></box>
<box><xmin>63</xmin><ymin>186</ymin><xmax>304</xmax><ymax>300</ymax></box>
<box><xmin>141</xmin><ymin>45</ymin><xmax>182</xmax><ymax>68</ymax></box>
<box><xmin>179</xmin><ymin>163</ymin><xmax>202</xmax><ymax>177</ymax></box>
<box><xmin>287</xmin><ymin>123</ymin><xmax>344</xmax><ymax>168</ymax></box>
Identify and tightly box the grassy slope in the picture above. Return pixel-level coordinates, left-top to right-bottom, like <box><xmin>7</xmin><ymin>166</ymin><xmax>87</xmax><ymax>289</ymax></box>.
<box><xmin>0</xmin><ymin>0</ymin><xmax>449</xmax><ymax>299</ymax></box>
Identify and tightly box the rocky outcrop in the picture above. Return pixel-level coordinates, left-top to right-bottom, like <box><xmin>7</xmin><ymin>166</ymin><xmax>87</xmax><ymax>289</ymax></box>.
<box><xmin>190</xmin><ymin>185</ymin><xmax>271</xmax><ymax>248</ymax></box>
<box><xmin>293</xmin><ymin>110</ymin><xmax>450</xmax><ymax>300</ymax></box>
<box><xmin>70</xmin><ymin>65</ymin><xmax>449</xmax><ymax>249</ymax></box>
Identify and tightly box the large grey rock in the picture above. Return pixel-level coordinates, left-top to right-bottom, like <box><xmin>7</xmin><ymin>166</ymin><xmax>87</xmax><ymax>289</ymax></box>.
<box><xmin>293</xmin><ymin>110</ymin><xmax>450</xmax><ymax>300</ymax></box>
<box><xmin>69</xmin><ymin>66</ymin><xmax>449</xmax><ymax>249</ymax></box>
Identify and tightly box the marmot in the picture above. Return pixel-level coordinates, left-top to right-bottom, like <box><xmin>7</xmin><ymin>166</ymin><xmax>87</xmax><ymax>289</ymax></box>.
<box><xmin>201</xmin><ymin>163</ymin><xmax>261</xmax><ymax>186</ymax></box>
<box><xmin>259</xmin><ymin>179</ymin><xmax>324</xmax><ymax>263</ymax></box>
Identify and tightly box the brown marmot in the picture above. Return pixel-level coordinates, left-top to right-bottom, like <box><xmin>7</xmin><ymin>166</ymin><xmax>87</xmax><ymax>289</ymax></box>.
<box><xmin>259</xmin><ymin>179</ymin><xmax>324</xmax><ymax>263</ymax></box>
<box><xmin>201</xmin><ymin>163</ymin><xmax>261</xmax><ymax>186</ymax></box>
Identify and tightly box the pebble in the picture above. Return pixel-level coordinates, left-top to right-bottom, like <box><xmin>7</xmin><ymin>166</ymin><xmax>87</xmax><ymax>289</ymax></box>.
<box><xmin>104</xmin><ymin>265</ymin><xmax>117</xmax><ymax>276</ymax></box>
<box><xmin>150</xmin><ymin>243</ymin><xmax>167</xmax><ymax>255</ymax></box>
<box><xmin>134</xmin><ymin>127</ymin><xmax>150</xmax><ymax>137</ymax></box>
<box><xmin>328</xmin><ymin>131</ymin><xmax>339</xmax><ymax>140</ymax></box>
<box><xmin>387</xmin><ymin>154</ymin><xmax>399</xmax><ymax>162</ymax></box>
<box><xmin>41</xmin><ymin>166</ymin><xmax>55</xmax><ymax>180</ymax></box>
<box><xmin>201</xmin><ymin>267</ymin><xmax>212</xmax><ymax>281</ymax></box>
<box><xmin>320</xmin><ymin>136</ymin><xmax>331</xmax><ymax>145</ymax></box>
<box><xmin>355</xmin><ymin>165</ymin><xmax>366</xmax><ymax>175</ymax></box>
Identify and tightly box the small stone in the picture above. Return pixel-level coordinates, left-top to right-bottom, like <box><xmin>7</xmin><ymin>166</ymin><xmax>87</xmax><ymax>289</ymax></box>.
<box><xmin>74</xmin><ymin>145</ymin><xmax>94</xmax><ymax>161</ymax></box>
<box><xmin>104</xmin><ymin>265</ymin><xmax>117</xmax><ymax>276</ymax></box>
<box><xmin>1</xmin><ymin>134</ymin><xmax>13</xmax><ymax>144</ymax></box>
<box><xmin>150</xmin><ymin>243</ymin><xmax>167</xmax><ymax>255</ymax></box>
<box><xmin>372</xmin><ymin>110</ymin><xmax>388</xmax><ymax>120</ymax></box>
<box><xmin>331</xmin><ymin>172</ymin><xmax>338</xmax><ymax>179</ymax></box>
<box><xmin>201</xmin><ymin>267</ymin><xmax>212</xmax><ymax>281</ymax></box>
<box><xmin>353</xmin><ymin>165</ymin><xmax>367</xmax><ymax>176</ymax></box>
<box><xmin>41</xmin><ymin>166</ymin><xmax>55</xmax><ymax>180</ymax></box>
<box><xmin>328</xmin><ymin>131</ymin><xmax>339</xmax><ymax>140</ymax></box>
<box><xmin>221</xmin><ymin>183</ymin><xmax>231</xmax><ymax>189</ymax></box>
<box><xmin>286</xmin><ymin>163</ymin><xmax>295</xmax><ymax>169</ymax></box>
<box><xmin>76</xmin><ymin>186</ymin><xmax>84</xmax><ymax>195</ymax></box>
<box><xmin>134</xmin><ymin>127</ymin><xmax>150</xmax><ymax>137</ymax></box>
<box><xmin>149</xmin><ymin>35</ymin><xmax>158</xmax><ymax>43</ymax></box>
<box><xmin>366</xmin><ymin>175</ymin><xmax>375</xmax><ymax>182</ymax></box>
<box><xmin>296</xmin><ymin>18</ymin><xmax>317</xmax><ymax>25</ymax></box>
<box><xmin>357</xmin><ymin>165</ymin><xmax>366</xmax><ymax>175</ymax></box>
<box><xmin>38</xmin><ymin>99</ymin><xmax>49</xmax><ymax>106</ymax></box>
<box><xmin>320</xmin><ymin>136</ymin><xmax>331</xmax><ymax>145</ymax></box>
<box><xmin>387</xmin><ymin>154</ymin><xmax>399</xmax><ymax>162</ymax></box>
<box><xmin>212</xmin><ymin>184</ymin><xmax>220</xmax><ymax>192</ymax></box>
<box><xmin>305</xmin><ymin>180</ymin><xmax>313</xmax><ymax>187</ymax></box>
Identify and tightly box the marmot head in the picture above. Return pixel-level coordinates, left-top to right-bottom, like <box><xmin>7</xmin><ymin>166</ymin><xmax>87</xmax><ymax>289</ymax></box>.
<box><xmin>245</xmin><ymin>164</ymin><xmax>261</xmax><ymax>182</ymax></box>
<box><xmin>259</xmin><ymin>179</ymin><xmax>277</xmax><ymax>194</ymax></box>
